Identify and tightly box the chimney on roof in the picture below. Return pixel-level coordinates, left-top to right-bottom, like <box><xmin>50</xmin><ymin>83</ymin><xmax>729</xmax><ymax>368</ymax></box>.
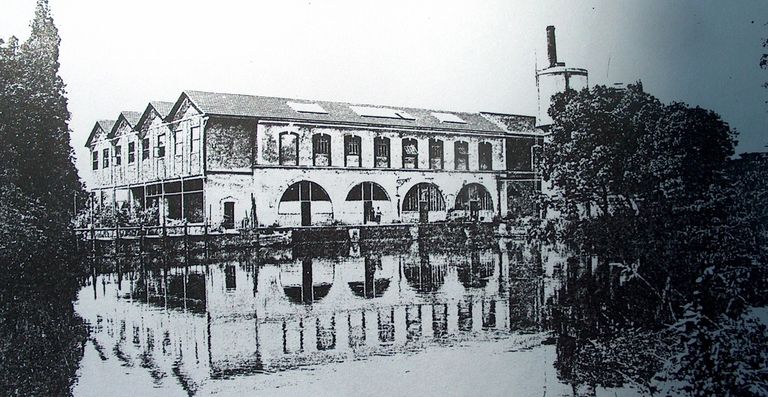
<box><xmin>546</xmin><ymin>25</ymin><xmax>558</xmax><ymax>68</ymax></box>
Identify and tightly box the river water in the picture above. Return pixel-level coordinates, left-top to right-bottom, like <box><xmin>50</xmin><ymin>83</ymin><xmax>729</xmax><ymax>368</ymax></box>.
<box><xmin>71</xmin><ymin>241</ymin><xmax>639</xmax><ymax>396</ymax></box>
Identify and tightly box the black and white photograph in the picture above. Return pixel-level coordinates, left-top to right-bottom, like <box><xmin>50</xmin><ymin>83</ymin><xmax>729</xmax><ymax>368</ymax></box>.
<box><xmin>1</xmin><ymin>1</ymin><xmax>767</xmax><ymax>396</ymax></box>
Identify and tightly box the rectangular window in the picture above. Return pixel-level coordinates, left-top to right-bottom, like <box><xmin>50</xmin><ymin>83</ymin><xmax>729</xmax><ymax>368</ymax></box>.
<box><xmin>174</xmin><ymin>130</ymin><xmax>183</xmax><ymax>157</ymax></box>
<box><xmin>128</xmin><ymin>142</ymin><xmax>136</xmax><ymax>163</ymax></box>
<box><xmin>142</xmin><ymin>138</ymin><xmax>150</xmax><ymax>160</ymax></box>
<box><xmin>455</xmin><ymin>141</ymin><xmax>469</xmax><ymax>171</ymax></box>
<box><xmin>374</xmin><ymin>137</ymin><xmax>390</xmax><ymax>168</ymax></box>
<box><xmin>114</xmin><ymin>145</ymin><xmax>122</xmax><ymax>166</ymax></box>
<box><xmin>92</xmin><ymin>151</ymin><xmax>99</xmax><ymax>170</ymax></box>
<box><xmin>479</xmin><ymin>142</ymin><xmax>493</xmax><ymax>170</ymax></box>
<box><xmin>190</xmin><ymin>126</ymin><xmax>200</xmax><ymax>154</ymax></box>
<box><xmin>156</xmin><ymin>133</ymin><xmax>166</xmax><ymax>158</ymax></box>
<box><xmin>313</xmin><ymin>134</ymin><xmax>331</xmax><ymax>166</ymax></box>
<box><xmin>102</xmin><ymin>148</ymin><xmax>109</xmax><ymax>168</ymax></box>
<box><xmin>280</xmin><ymin>132</ymin><xmax>298</xmax><ymax>165</ymax></box>
<box><xmin>402</xmin><ymin>138</ymin><xmax>418</xmax><ymax>169</ymax></box>
<box><xmin>429</xmin><ymin>139</ymin><xmax>443</xmax><ymax>170</ymax></box>
<box><xmin>344</xmin><ymin>135</ymin><xmax>361</xmax><ymax>167</ymax></box>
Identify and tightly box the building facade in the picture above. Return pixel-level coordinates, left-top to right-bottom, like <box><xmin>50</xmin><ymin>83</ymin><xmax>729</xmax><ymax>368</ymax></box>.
<box><xmin>86</xmin><ymin>91</ymin><xmax>544</xmax><ymax>229</ymax></box>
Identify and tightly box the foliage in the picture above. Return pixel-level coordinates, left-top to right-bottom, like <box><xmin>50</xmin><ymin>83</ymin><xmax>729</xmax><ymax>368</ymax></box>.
<box><xmin>0</xmin><ymin>1</ymin><xmax>87</xmax><ymax>395</ymax></box>
<box><xmin>541</xmin><ymin>83</ymin><xmax>765</xmax><ymax>394</ymax></box>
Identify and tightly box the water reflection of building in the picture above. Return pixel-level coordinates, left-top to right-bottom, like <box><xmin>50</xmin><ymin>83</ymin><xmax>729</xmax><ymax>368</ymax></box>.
<box><xmin>77</xmin><ymin>244</ymin><xmax>547</xmax><ymax>393</ymax></box>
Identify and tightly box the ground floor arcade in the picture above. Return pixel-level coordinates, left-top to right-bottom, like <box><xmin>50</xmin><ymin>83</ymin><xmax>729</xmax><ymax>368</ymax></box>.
<box><xmin>91</xmin><ymin>169</ymin><xmax>540</xmax><ymax>229</ymax></box>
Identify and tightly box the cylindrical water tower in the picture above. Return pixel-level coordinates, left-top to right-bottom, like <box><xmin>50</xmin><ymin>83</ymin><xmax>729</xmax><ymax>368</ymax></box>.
<box><xmin>536</xmin><ymin>26</ymin><xmax>588</xmax><ymax>128</ymax></box>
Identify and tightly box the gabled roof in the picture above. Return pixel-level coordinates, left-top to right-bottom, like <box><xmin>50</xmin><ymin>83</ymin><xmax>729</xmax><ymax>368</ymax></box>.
<box><xmin>170</xmin><ymin>90</ymin><xmax>524</xmax><ymax>134</ymax></box>
<box><xmin>107</xmin><ymin>111</ymin><xmax>142</xmax><ymax>139</ymax></box>
<box><xmin>85</xmin><ymin>119</ymin><xmax>116</xmax><ymax>147</ymax></box>
<box><xmin>135</xmin><ymin>101</ymin><xmax>175</xmax><ymax>131</ymax></box>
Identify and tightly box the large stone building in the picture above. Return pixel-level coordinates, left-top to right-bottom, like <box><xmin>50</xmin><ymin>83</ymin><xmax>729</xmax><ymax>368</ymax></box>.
<box><xmin>85</xmin><ymin>27</ymin><xmax>582</xmax><ymax>230</ymax></box>
<box><xmin>86</xmin><ymin>91</ymin><xmax>542</xmax><ymax>229</ymax></box>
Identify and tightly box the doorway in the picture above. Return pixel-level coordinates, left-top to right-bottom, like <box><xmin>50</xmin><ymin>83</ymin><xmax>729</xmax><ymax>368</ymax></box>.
<box><xmin>223</xmin><ymin>202</ymin><xmax>235</xmax><ymax>229</ymax></box>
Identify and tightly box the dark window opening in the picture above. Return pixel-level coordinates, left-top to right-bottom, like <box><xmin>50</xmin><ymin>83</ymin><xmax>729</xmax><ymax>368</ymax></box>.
<box><xmin>92</xmin><ymin>151</ymin><xmax>99</xmax><ymax>170</ymax></box>
<box><xmin>403</xmin><ymin>183</ymin><xmax>445</xmax><ymax>211</ymax></box>
<box><xmin>429</xmin><ymin>139</ymin><xmax>443</xmax><ymax>170</ymax></box>
<box><xmin>280</xmin><ymin>181</ymin><xmax>331</xmax><ymax>202</ymax></box>
<box><xmin>156</xmin><ymin>133</ymin><xmax>166</xmax><ymax>158</ymax></box>
<box><xmin>128</xmin><ymin>142</ymin><xmax>136</xmax><ymax>164</ymax></box>
<box><xmin>142</xmin><ymin>138</ymin><xmax>150</xmax><ymax>160</ymax></box>
<box><xmin>479</xmin><ymin>142</ymin><xmax>492</xmax><ymax>170</ymax></box>
<box><xmin>374</xmin><ymin>137</ymin><xmax>390</xmax><ymax>168</ymax></box>
<box><xmin>102</xmin><ymin>148</ymin><xmax>109</xmax><ymax>168</ymax></box>
<box><xmin>174</xmin><ymin>130</ymin><xmax>183</xmax><ymax>158</ymax></box>
<box><xmin>313</xmin><ymin>133</ymin><xmax>331</xmax><ymax>166</ymax></box>
<box><xmin>183</xmin><ymin>192</ymin><xmax>204</xmax><ymax>223</ymax></box>
<box><xmin>114</xmin><ymin>145</ymin><xmax>122</xmax><ymax>166</ymax></box>
<box><xmin>345</xmin><ymin>182</ymin><xmax>389</xmax><ymax>201</ymax></box>
<box><xmin>402</xmin><ymin>138</ymin><xmax>418</xmax><ymax>169</ymax></box>
<box><xmin>455</xmin><ymin>141</ymin><xmax>469</xmax><ymax>171</ymax></box>
<box><xmin>223</xmin><ymin>202</ymin><xmax>235</xmax><ymax>229</ymax></box>
<box><xmin>344</xmin><ymin>135</ymin><xmax>361</xmax><ymax>167</ymax></box>
<box><xmin>455</xmin><ymin>183</ymin><xmax>493</xmax><ymax>211</ymax></box>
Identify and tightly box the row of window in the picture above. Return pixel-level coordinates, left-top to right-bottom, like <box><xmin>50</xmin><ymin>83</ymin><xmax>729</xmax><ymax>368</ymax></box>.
<box><xmin>279</xmin><ymin>133</ymin><xmax>495</xmax><ymax>170</ymax></box>
<box><xmin>93</xmin><ymin>127</ymin><xmax>200</xmax><ymax>170</ymax></box>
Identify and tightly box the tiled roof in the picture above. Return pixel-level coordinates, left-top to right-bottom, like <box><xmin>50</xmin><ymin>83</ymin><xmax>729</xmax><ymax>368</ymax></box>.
<box><xmin>120</xmin><ymin>111</ymin><xmax>142</xmax><ymax>127</ymax></box>
<box><xmin>85</xmin><ymin>119</ymin><xmax>116</xmax><ymax>147</ymax></box>
<box><xmin>182</xmin><ymin>90</ymin><xmax>524</xmax><ymax>134</ymax></box>
<box><xmin>97</xmin><ymin>119</ymin><xmax>116</xmax><ymax>132</ymax></box>
<box><xmin>149</xmin><ymin>101</ymin><xmax>174</xmax><ymax>118</ymax></box>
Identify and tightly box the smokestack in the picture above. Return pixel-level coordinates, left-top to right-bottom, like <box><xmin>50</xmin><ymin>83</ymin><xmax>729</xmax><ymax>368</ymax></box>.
<box><xmin>546</xmin><ymin>25</ymin><xmax>558</xmax><ymax>68</ymax></box>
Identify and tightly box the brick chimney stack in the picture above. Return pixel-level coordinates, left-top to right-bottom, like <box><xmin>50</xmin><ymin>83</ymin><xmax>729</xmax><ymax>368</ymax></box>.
<box><xmin>546</xmin><ymin>25</ymin><xmax>558</xmax><ymax>68</ymax></box>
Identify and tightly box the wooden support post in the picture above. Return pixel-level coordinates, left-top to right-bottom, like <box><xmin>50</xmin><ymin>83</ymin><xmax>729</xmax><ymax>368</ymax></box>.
<box><xmin>184</xmin><ymin>221</ymin><xmax>190</xmax><ymax>266</ymax></box>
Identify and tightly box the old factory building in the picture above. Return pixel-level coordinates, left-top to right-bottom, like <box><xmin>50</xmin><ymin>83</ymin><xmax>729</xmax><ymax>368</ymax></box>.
<box><xmin>85</xmin><ymin>27</ymin><xmax>583</xmax><ymax>229</ymax></box>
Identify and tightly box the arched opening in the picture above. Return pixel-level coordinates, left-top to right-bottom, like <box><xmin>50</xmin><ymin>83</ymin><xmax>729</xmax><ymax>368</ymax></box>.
<box><xmin>454</xmin><ymin>183</ymin><xmax>494</xmax><ymax>222</ymax></box>
<box><xmin>346</xmin><ymin>182</ymin><xmax>390</xmax><ymax>224</ymax></box>
<box><xmin>403</xmin><ymin>183</ymin><xmax>445</xmax><ymax>223</ymax></box>
<box><xmin>278</xmin><ymin>180</ymin><xmax>332</xmax><ymax>226</ymax></box>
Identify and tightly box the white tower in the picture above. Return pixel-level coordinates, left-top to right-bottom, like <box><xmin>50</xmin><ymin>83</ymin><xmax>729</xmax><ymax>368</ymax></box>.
<box><xmin>536</xmin><ymin>26</ymin><xmax>588</xmax><ymax>128</ymax></box>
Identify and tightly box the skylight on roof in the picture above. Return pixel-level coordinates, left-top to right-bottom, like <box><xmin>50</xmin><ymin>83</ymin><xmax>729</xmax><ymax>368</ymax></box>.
<box><xmin>432</xmin><ymin>112</ymin><xmax>466</xmax><ymax>124</ymax></box>
<box><xmin>350</xmin><ymin>106</ymin><xmax>415</xmax><ymax>120</ymax></box>
<box><xmin>287</xmin><ymin>101</ymin><xmax>328</xmax><ymax>114</ymax></box>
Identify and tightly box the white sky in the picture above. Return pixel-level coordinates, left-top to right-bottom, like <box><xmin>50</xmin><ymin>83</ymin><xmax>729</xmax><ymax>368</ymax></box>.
<box><xmin>2</xmin><ymin>0</ymin><xmax>767</xmax><ymax>186</ymax></box>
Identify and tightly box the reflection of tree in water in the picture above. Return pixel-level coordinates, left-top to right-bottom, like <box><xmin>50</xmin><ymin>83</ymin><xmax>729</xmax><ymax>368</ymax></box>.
<box><xmin>549</xmin><ymin>256</ymin><xmax>671</xmax><ymax>396</ymax></box>
<box><xmin>348</xmin><ymin>256</ymin><xmax>391</xmax><ymax>299</ymax></box>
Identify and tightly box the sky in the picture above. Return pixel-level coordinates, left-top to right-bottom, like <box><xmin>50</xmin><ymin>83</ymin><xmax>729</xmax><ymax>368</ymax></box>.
<box><xmin>2</xmin><ymin>0</ymin><xmax>767</xmax><ymax>186</ymax></box>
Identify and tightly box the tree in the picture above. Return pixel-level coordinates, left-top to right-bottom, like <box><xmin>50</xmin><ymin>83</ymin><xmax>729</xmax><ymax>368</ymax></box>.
<box><xmin>0</xmin><ymin>1</ymin><xmax>87</xmax><ymax>395</ymax></box>
<box><xmin>541</xmin><ymin>83</ymin><xmax>765</xmax><ymax>394</ymax></box>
